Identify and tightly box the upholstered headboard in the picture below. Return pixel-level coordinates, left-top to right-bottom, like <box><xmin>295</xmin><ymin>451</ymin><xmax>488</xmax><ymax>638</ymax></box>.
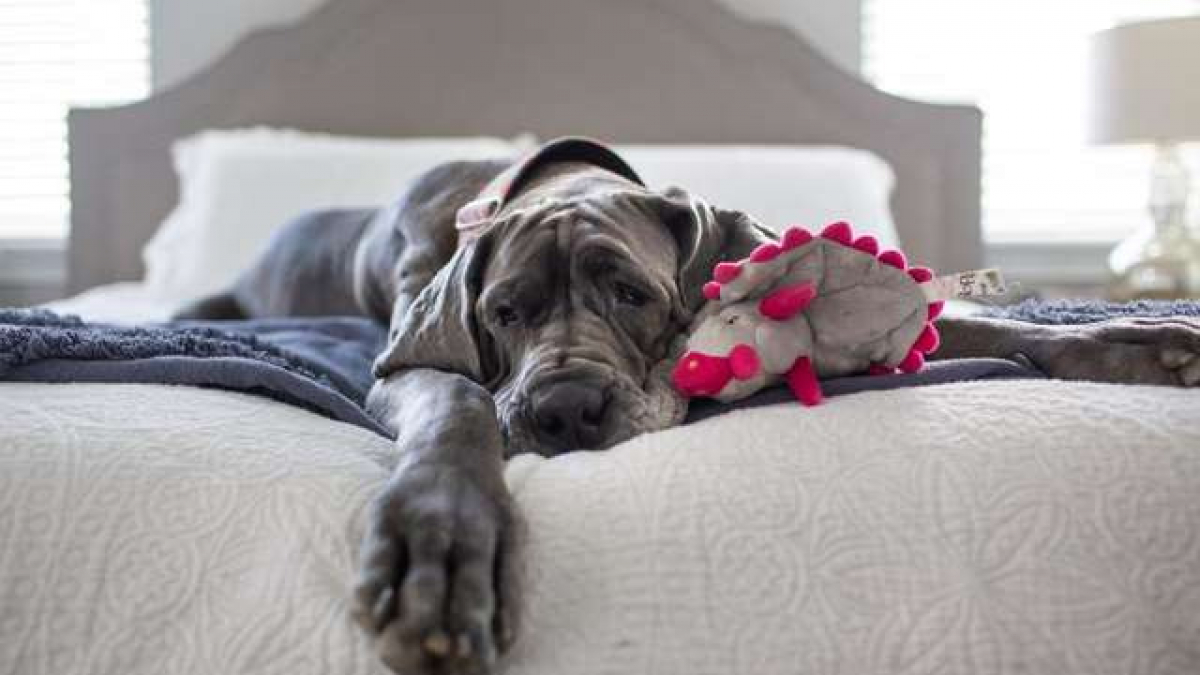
<box><xmin>67</xmin><ymin>0</ymin><xmax>982</xmax><ymax>294</ymax></box>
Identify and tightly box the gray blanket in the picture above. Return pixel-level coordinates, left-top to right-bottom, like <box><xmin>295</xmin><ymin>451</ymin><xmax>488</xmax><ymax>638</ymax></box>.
<box><xmin>0</xmin><ymin>310</ymin><xmax>391</xmax><ymax>436</ymax></box>
<box><xmin>3</xmin><ymin>300</ymin><xmax>1197</xmax><ymax>435</ymax></box>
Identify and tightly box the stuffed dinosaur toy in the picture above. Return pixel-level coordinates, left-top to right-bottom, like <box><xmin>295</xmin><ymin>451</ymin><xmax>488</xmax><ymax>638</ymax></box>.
<box><xmin>671</xmin><ymin>221</ymin><xmax>943</xmax><ymax>406</ymax></box>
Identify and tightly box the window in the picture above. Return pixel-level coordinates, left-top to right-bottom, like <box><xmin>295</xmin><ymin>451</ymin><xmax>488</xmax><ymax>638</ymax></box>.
<box><xmin>863</xmin><ymin>0</ymin><xmax>1200</xmax><ymax>243</ymax></box>
<box><xmin>0</xmin><ymin>0</ymin><xmax>149</xmax><ymax>239</ymax></box>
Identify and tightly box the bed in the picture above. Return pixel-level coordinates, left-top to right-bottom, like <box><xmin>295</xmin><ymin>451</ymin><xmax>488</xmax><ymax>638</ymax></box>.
<box><xmin>4</xmin><ymin>0</ymin><xmax>1200</xmax><ymax>674</ymax></box>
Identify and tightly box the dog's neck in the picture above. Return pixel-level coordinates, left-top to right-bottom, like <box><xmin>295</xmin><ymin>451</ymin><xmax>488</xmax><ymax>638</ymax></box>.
<box><xmin>456</xmin><ymin>137</ymin><xmax>643</xmax><ymax>247</ymax></box>
<box><xmin>504</xmin><ymin>162</ymin><xmax>640</xmax><ymax>208</ymax></box>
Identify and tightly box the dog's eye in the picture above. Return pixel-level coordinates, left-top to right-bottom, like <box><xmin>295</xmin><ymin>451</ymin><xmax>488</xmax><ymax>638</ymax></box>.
<box><xmin>495</xmin><ymin>305</ymin><xmax>520</xmax><ymax>327</ymax></box>
<box><xmin>614</xmin><ymin>282</ymin><xmax>648</xmax><ymax>307</ymax></box>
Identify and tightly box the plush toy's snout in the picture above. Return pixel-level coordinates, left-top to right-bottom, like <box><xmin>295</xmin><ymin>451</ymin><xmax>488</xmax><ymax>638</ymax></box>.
<box><xmin>672</xmin><ymin>344</ymin><xmax>760</xmax><ymax>398</ymax></box>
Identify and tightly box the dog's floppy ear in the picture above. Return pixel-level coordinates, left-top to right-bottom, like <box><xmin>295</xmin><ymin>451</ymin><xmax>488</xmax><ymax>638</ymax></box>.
<box><xmin>373</xmin><ymin>231</ymin><xmax>495</xmax><ymax>383</ymax></box>
<box><xmin>652</xmin><ymin>186</ymin><xmax>775</xmax><ymax>312</ymax></box>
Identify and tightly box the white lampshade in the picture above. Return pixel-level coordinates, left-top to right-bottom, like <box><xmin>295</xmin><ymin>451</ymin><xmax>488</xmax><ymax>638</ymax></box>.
<box><xmin>1088</xmin><ymin>16</ymin><xmax>1200</xmax><ymax>144</ymax></box>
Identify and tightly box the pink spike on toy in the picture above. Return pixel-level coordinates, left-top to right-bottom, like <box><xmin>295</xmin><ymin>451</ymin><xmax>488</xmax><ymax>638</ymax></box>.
<box><xmin>898</xmin><ymin>349</ymin><xmax>925</xmax><ymax>373</ymax></box>
<box><xmin>877</xmin><ymin>250</ymin><xmax>908</xmax><ymax>269</ymax></box>
<box><xmin>821</xmin><ymin>221</ymin><xmax>853</xmax><ymax>245</ymax></box>
<box><xmin>927</xmin><ymin>300</ymin><xmax>945</xmax><ymax>321</ymax></box>
<box><xmin>914</xmin><ymin>324</ymin><xmax>941</xmax><ymax>353</ymax></box>
<box><xmin>729</xmin><ymin>344</ymin><xmax>761</xmax><ymax>381</ymax></box>
<box><xmin>713</xmin><ymin>261</ymin><xmax>742</xmax><ymax>284</ymax></box>
<box><xmin>749</xmin><ymin>243</ymin><xmax>782</xmax><ymax>262</ymax></box>
<box><xmin>702</xmin><ymin>281</ymin><xmax>722</xmax><ymax>300</ymax></box>
<box><xmin>786</xmin><ymin>356</ymin><xmax>823</xmax><ymax>406</ymax></box>
<box><xmin>908</xmin><ymin>266</ymin><xmax>933</xmax><ymax>283</ymax></box>
<box><xmin>867</xmin><ymin>363</ymin><xmax>896</xmax><ymax>376</ymax></box>
<box><xmin>758</xmin><ymin>282</ymin><xmax>816</xmax><ymax>321</ymax></box>
<box><xmin>781</xmin><ymin>227</ymin><xmax>813</xmax><ymax>250</ymax></box>
<box><xmin>852</xmin><ymin>235</ymin><xmax>879</xmax><ymax>255</ymax></box>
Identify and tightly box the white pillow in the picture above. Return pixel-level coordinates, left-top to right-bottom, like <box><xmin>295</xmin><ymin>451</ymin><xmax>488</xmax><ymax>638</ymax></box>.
<box><xmin>143</xmin><ymin>129</ymin><xmax>527</xmax><ymax>303</ymax></box>
<box><xmin>145</xmin><ymin>134</ymin><xmax>899</xmax><ymax>305</ymax></box>
<box><xmin>615</xmin><ymin>144</ymin><xmax>900</xmax><ymax>248</ymax></box>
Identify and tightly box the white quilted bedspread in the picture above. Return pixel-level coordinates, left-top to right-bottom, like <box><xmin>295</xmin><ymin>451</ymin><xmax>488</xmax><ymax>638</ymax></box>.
<box><xmin>2</xmin><ymin>380</ymin><xmax>1199</xmax><ymax>675</ymax></box>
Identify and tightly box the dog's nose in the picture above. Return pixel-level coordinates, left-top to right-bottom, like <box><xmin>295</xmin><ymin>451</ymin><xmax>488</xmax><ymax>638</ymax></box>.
<box><xmin>531</xmin><ymin>381</ymin><xmax>608</xmax><ymax>450</ymax></box>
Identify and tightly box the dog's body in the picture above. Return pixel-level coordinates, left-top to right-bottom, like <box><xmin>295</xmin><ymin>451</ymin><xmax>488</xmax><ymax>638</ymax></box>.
<box><xmin>178</xmin><ymin>147</ymin><xmax>1200</xmax><ymax>674</ymax></box>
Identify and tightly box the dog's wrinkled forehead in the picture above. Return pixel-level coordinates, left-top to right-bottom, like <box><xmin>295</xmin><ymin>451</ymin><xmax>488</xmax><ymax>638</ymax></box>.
<box><xmin>482</xmin><ymin>176</ymin><xmax>680</xmax><ymax>285</ymax></box>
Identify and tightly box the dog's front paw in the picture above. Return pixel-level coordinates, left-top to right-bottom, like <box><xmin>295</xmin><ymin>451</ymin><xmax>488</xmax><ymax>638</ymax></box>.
<box><xmin>353</xmin><ymin>462</ymin><xmax>517</xmax><ymax>675</ymax></box>
<box><xmin>1026</xmin><ymin>316</ymin><xmax>1200</xmax><ymax>386</ymax></box>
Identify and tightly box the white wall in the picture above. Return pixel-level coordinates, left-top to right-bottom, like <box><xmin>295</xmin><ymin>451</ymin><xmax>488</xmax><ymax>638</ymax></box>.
<box><xmin>150</xmin><ymin>0</ymin><xmax>861</xmax><ymax>91</ymax></box>
<box><xmin>151</xmin><ymin>0</ymin><xmax>328</xmax><ymax>90</ymax></box>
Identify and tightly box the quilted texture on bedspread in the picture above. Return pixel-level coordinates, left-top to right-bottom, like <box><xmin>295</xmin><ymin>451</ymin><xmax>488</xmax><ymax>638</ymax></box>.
<box><xmin>1</xmin><ymin>380</ymin><xmax>1199</xmax><ymax>674</ymax></box>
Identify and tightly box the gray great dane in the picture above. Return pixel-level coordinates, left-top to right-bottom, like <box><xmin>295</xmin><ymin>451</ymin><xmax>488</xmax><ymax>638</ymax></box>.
<box><xmin>176</xmin><ymin>138</ymin><xmax>1200</xmax><ymax>675</ymax></box>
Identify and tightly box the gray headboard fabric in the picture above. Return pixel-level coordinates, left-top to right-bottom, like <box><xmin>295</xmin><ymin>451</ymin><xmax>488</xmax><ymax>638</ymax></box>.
<box><xmin>67</xmin><ymin>0</ymin><xmax>982</xmax><ymax>294</ymax></box>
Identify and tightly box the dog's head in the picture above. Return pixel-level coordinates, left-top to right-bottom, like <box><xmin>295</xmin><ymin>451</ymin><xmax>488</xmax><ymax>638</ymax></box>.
<box><xmin>375</xmin><ymin>165</ymin><xmax>772</xmax><ymax>456</ymax></box>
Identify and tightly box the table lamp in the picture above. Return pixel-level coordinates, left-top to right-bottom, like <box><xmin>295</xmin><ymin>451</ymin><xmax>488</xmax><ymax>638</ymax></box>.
<box><xmin>1088</xmin><ymin>16</ymin><xmax>1200</xmax><ymax>299</ymax></box>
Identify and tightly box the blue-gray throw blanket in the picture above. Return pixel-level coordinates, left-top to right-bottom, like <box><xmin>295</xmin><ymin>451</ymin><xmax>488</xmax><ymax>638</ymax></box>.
<box><xmin>0</xmin><ymin>309</ymin><xmax>391</xmax><ymax>436</ymax></box>
<box><xmin>3</xmin><ymin>299</ymin><xmax>1198</xmax><ymax>435</ymax></box>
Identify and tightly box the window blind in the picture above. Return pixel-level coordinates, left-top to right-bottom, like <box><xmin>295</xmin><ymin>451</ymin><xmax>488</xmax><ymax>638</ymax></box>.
<box><xmin>862</xmin><ymin>0</ymin><xmax>1200</xmax><ymax>243</ymax></box>
<box><xmin>0</xmin><ymin>0</ymin><xmax>149</xmax><ymax>239</ymax></box>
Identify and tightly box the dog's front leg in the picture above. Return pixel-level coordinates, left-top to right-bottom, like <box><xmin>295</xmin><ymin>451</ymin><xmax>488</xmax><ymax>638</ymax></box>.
<box><xmin>935</xmin><ymin>314</ymin><xmax>1200</xmax><ymax>386</ymax></box>
<box><xmin>354</xmin><ymin>369</ymin><xmax>517</xmax><ymax>675</ymax></box>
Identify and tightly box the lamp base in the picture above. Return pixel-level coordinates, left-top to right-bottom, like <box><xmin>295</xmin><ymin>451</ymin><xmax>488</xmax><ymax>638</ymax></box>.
<box><xmin>1108</xmin><ymin>226</ymin><xmax>1200</xmax><ymax>300</ymax></box>
<box><xmin>1108</xmin><ymin>144</ymin><xmax>1200</xmax><ymax>301</ymax></box>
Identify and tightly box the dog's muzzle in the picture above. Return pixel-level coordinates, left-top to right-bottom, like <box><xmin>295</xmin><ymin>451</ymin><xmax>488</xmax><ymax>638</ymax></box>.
<box><xmin>527</xmin><ymin>376</ymin><xmax>610</xmax><ymax>450</ymax></box>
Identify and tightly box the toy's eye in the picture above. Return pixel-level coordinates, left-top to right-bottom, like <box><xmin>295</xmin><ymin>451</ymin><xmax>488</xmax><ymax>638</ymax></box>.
<box><xmin>495</xmin><ymin>304</ymin><xmax>520</xmax><ymax>327</ymax></box>
<box><xmin>725</xmin><ymin>314</ymin><xmax>740</xmax><ymax>325</ymax></box>
<box><xmin>614</xmin><ymin>282</ymin><xmax>648</xmax><ymax>307</ymax></box>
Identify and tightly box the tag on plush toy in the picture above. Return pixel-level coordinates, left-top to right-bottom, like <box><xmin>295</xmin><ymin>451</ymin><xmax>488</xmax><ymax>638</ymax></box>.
<box><xmin>921</xmin><ymin>268</ymin><xmax>1008</xmax><ymax>301</ymax></box>
<box><xmin>672</xmin><ymin>221</ymin><xmax>946</xmax><ymax>407</ymax></box>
